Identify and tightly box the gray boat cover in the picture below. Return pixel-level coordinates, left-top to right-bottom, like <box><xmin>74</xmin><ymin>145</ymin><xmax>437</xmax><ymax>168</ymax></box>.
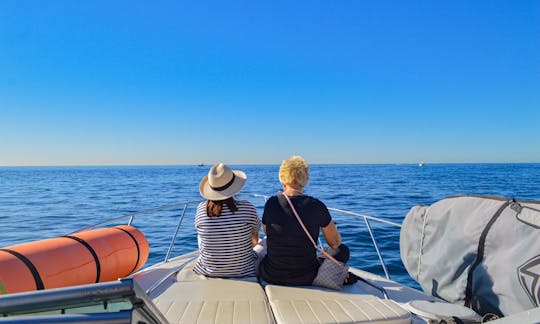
<box><xmin>400</xmin><ymin>195</ymin><xmax>540</xmax><ymax>317</ymax></box>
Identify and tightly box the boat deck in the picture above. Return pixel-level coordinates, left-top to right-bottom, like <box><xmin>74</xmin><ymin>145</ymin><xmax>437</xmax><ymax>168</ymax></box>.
<box><xmin>1</xmin><ymin>249</ymin><xmax>538</xmax><ymax>323</ymax></box>
<box><xmin>134</xmin><ymin>255</ymin><xmax>438</xmax><ymax>324</ymax></box>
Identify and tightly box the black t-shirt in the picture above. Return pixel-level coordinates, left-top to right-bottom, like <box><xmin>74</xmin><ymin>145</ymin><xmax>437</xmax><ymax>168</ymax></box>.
<box><xmin>259</xmin><ymin>194</ymin><xmax>331</xmax><ymax>285</ymax></box>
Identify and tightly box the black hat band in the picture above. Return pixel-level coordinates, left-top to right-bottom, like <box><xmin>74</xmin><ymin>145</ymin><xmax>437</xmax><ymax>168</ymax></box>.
<box><xmin>210</xmin><ymin>173</ymin><xmax>236</xmax><ymax>191</ymax></box>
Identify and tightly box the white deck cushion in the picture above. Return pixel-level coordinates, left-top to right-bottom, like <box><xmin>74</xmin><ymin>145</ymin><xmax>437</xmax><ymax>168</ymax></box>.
<box><xmin>153</xmin><ymin>279</ymin><xmax>274</xmax><ymax>324</ymax></box>
<box><xmin>265</xmin><ymin>285</ymin><xmax>411</xmax><ymax>324</ymax></box>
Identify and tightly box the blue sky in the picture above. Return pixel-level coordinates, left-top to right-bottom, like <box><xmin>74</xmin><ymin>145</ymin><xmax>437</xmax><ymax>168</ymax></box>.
<box><xmin>1</xmin><ymin>1</ymin><xmax>538</xmax><ymax>165</ymax></box>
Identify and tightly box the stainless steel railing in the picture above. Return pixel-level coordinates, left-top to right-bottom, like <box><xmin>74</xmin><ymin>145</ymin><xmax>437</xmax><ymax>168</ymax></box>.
<box><xmin>327</xmin><ymin>207</ymin><xmax>401</xmax><ymax>280</ymax></box>
<box><xmin>70</xmin><ymin>194</ymin><xmax>402</xmax><ymax>280</ymax></box>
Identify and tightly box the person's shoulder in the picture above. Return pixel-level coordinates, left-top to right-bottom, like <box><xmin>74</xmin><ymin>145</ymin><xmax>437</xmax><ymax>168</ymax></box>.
<box><xmin>235</xmin><ymin>200</ymin><xmax>260</xmax><ymax>220</ymax></box>
<box><xmin>236</xmin><ymin>199</ymin><xmax>255</xmax><ymax>206</ymax></box>
<box><xmin>263</xmin><ymin>195</ymin><xmax>279</xmax><ymax>205</ymax></box>
<box><xmin>195</xmin><ymin>201</ymin><xmax>206</xmax><ymax>213</ymax></box>
<box><xmin>270</xmin><ymin>195</ymin><xmax>285</xmax><ymax>208</ymax></box>
<box><xmin>302</xmin><ymin>194</ymin><xmax>321</xmax><ymax>204</ymax></box>
<box><xmin>303</xmin><ymin>195</ymin><xmax>328</xmax><ymax>209</ymax></box>
<box><xmin>194</xmin><ymin>201</ymin><xmax>207</xmax><ymax>223</ymax></box>
<box><xmin>235</xmin><ymin>199</ymin><xmax>257</xmax><ymax>211</ymax></box>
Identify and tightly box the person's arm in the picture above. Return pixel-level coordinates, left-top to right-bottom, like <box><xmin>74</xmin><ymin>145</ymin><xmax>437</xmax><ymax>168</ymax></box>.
<box><xmin>252</xmin><ymin>230</ymin><xmax>260</xmax><ymax>246</ymax></box>
<box><xmin>248</xmin><ymin>202</ymin><xmax>261</xmax><ymax>247</ymax></box>
<box><xmin>321</xmin><ymin>221</ymin><xmax>341</xmax><ymax>249</ymax></box>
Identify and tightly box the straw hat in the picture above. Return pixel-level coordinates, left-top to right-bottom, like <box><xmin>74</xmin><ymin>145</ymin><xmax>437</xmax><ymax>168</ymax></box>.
<box><xmin>199</xmin><ymin>163</ymin><xmax>247</xmax><ymax>200</ymax></box>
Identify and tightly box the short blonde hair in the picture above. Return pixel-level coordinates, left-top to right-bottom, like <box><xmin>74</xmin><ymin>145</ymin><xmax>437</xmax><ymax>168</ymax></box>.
<box><xmin>279</xmin><ymin>155</ymin><xmax>309</xmax><ymax>188</ymax></box>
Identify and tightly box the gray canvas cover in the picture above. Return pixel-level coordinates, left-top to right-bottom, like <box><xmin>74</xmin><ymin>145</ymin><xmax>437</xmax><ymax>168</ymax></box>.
<box><xmin>400</xmin><ymin>195</ymin><xmax>540</xmax><ymax>317</ymax></box>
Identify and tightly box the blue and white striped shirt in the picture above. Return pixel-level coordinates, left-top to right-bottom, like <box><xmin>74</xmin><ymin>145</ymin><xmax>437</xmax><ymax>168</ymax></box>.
<box><xmin>193</xmin><ymin>200</ymin><xmax>261</xmax><ymax>277</ymax></box>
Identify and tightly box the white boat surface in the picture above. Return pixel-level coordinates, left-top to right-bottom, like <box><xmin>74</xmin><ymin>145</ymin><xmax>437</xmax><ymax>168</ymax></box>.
<box><xmin>0</xmin><ymin>194</ymin><xmax>538</xmax><ymax>324</ymax></box>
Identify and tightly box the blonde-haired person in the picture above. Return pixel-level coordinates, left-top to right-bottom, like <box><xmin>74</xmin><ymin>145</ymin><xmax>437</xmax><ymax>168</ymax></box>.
<box><xmin>259</xmin><ymin>156</ymin><xmax>352</xmax><ymax>285</ymax></box>
<box><xmin>193</xmin><ymin>163</ymin><xmax>261</xmax><ymax>278</ymax></box>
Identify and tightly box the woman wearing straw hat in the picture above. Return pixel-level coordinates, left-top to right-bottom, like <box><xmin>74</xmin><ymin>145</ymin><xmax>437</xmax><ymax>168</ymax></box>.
<box><xmin>259</xmin><ymin>156</ymin><xmax>352</xmax><ymax>286</ymax></box>
<box><xmin>193</xmin><ymin>163</ymin><xmax>262</xmax><ymax>278</ymax></box>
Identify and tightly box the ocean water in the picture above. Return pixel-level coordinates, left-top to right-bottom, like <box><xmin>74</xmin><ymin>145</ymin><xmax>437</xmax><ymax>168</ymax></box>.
<box><xmin>1</xmin><ymin>163</ymin><xmax>539</xmax><ymax>289</ymax></box>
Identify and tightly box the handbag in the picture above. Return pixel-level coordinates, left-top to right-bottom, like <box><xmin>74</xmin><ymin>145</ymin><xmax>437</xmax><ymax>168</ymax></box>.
<box><xmin>313</xmin><ymin>256</ymin><xmax>349</xmax><ymax>290</ymax></box>
<box><xmin>280</xmin><ymin>192</ymin><xmax>349</xmax><ymax>290</ymax></box>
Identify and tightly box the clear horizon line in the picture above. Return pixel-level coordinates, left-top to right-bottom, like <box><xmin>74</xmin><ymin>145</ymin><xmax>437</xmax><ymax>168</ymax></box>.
<box><xmin>1</xmin><ymin>161</ymin><xmax>539</xmax><ymax>168</ymax></box>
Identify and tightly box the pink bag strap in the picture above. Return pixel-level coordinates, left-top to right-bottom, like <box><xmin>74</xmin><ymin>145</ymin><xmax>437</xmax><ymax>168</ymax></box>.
<box><xmin>279</xmin><ymin>191</ymin><xmax>344</xmax><ymax>266</ymax></box>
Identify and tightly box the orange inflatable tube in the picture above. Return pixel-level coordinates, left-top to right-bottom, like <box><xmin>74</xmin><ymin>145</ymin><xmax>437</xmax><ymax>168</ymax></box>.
<box><xmin>0</xmin><ymin>225</ymin><xmax>149</xmax><ymax>295</ymax></box>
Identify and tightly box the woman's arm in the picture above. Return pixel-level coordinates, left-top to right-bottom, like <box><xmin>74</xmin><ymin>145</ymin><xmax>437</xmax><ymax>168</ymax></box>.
<box><xmin>321</xmin><ymin>221</ymin><xmax>341</xmax><ymax>249</ymax></box>
<box><xmin>254</xmin><ymin>225</ymin><xmax>268</xmax><ymax>247</ymax></box>
<box><xmin>248</xmin><ymin>202</ymin><xmax>262</xmax><ymax>247</ymax></box>
<box><xmin>252</xmin><ymin>230</ymin><xmax>260</xmax><ymax>247</ymax></box>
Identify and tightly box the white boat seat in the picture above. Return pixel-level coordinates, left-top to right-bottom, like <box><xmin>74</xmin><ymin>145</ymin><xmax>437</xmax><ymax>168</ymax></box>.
<box><xmin>265</xmin><ymin>284</ymin><xmax>411</xmax><ymax>324</ymax></box>
<box><xmin>153</xmin><ymin>278</ymin><xmax>275</xmax><ymax>324</ymax></box>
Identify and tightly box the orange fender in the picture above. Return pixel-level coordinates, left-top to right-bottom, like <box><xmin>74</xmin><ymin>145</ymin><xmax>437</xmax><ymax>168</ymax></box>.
<box><xmin>0</xmin><ymin>225</ymin><xmax>149</xmax><ymax>295</ymax></box>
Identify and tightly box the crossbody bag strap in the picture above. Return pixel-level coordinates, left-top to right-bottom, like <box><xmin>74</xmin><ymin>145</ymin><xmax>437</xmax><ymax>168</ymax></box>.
<box><xmin>279</xmin><ymin>191</ymin><xmax>343</xmax><ymax>266</ymax></box>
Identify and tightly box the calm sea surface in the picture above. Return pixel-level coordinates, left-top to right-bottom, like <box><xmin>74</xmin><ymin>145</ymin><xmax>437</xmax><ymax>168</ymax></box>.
<box><xmin>1</xmin><ymin>163</ymin><xmax>539</xmax><ymax>288</ymax></box>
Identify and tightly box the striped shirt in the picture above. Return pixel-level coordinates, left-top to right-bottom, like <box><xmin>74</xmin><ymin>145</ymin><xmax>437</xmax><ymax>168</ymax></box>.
<box><xmin>193</xmin><ymin>199</ymin><xmax>261</xmax><ymax>277</ymax></box>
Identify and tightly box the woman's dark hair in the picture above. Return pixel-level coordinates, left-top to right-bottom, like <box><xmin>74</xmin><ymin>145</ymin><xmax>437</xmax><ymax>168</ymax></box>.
<box><xmin>206</xmin><ymin>197</ymin><xmax>238</xmax><ymax>217</ymax></box>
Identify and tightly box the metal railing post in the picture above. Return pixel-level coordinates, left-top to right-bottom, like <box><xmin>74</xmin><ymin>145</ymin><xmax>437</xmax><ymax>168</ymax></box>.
<box><xmin>164</xmin><ymin>204</ymin><xmax>189</xmax><ymax>263</ymax></box>
<box><xmin>363</xmin><ymin>217</ymin><xmax>390</xmax><ymax>279</ymax></box>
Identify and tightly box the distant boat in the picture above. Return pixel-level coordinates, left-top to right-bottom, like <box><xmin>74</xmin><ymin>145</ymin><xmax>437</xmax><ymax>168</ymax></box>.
<box><xmin>419</xmin><ymin>161</ymin><xmax>425</xmax><ymax>167</ymax></box>
<box><xmin>198</xmin><ymin>163</ymin><xmax>205</xmax><ymax>167</ymax></box>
